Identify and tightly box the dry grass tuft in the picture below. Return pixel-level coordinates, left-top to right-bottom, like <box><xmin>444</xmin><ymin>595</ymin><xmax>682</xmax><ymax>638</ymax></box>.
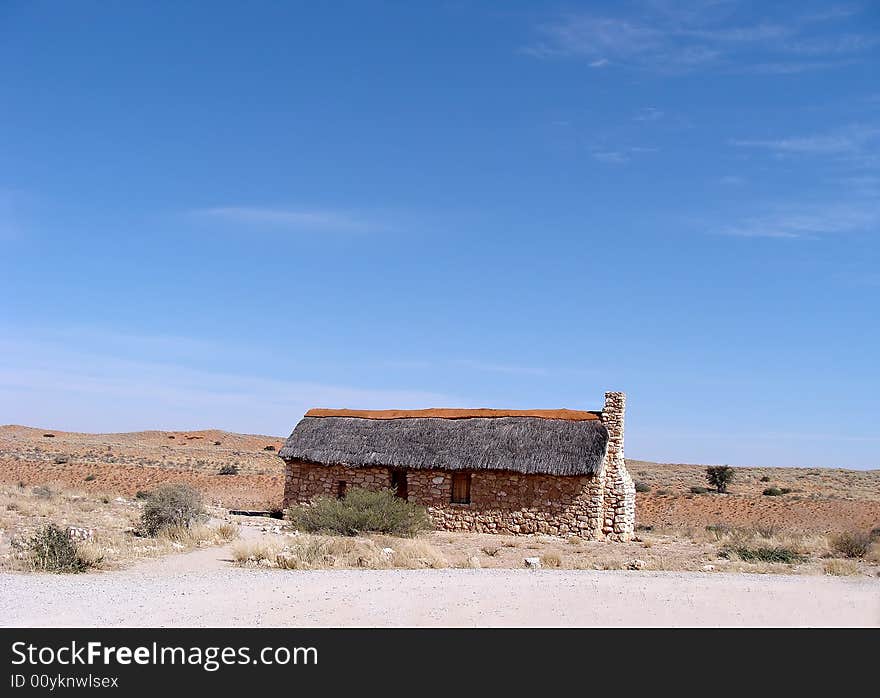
<box><xmin>823</xmin><ymin>559</ymin><xmax>860</xmax><ymax>576</ymax></box>
<box><xmin>540</xmin><ymin>553</ymin><xmax>562</xmax><ymax>568</ymax></box>
<box><xmin>232</xmin><ymin>533</ymin><xmax>448</xmax><ymax>570</ymax></box>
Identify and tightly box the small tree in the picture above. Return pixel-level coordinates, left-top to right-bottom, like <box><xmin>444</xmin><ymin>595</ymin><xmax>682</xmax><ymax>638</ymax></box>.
<box><xmin>706</xmin><ymin>466</ymin><xmax>735</xmax><ymax>493</ymax></box>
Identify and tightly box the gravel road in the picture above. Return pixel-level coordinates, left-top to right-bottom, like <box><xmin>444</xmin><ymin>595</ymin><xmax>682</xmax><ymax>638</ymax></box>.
<box><xmin>1</xmin><ymin>543</ymin><xmax>877</xmax><ymax>627</ymax></box>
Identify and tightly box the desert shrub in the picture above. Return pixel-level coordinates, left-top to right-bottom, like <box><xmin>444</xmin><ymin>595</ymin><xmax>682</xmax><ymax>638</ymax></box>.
<box><xmin>31</xmin><ymin>485</ymin><xmax>52</xmax><ymax>499</ymax></box>
<box><xmin>101</xmin><ymin>496</ymin><xmax>110</xmax><ymax>504</ymax></box>
<box><xmin>26</xmin><ymin>524</ymin><xmax>98</xmax><ymax>573</ymax></box>
<box><xmin>762</xmin><ymin>487</ymin><xmax>792</xmax><ymax>496</ymax></box>
<box><xmin>706</xmin><ymin>466</ymin><xmax>735</xmax><ymax>493</ymax></box>
<box><xmin>218</xmin><ymin>464</ymin><xmax>239</xmax><ymax>476</ymax></box>
<box><xmin>722</xmin><ymin>545</ymin><xmax>806</xmax><ymax>564</ymax></box>
<box><xmin>263</xmin><ymin>445</ymin><xmax>276</xmax><ymax>451</ymax></box>
<box><xmin>655</xmin><ymin>489</ymin><xmax>670</xmax><ymax>495</ymax></box>
<box><xmin>870</xmin><ymin>527</ymin><xmax>880</xmax><ymax>541</ymax></box>
<box><xmin>690</xmin><ymin>486</ymin><xmax>709</xmax><ymax>495</ymax></box>
<box><xmin>759</xmin><ymin>475</ymin><xmax>771</xmax><ymax>482</ymax></box>
<box><xmin>634</xmin><ymin>481</ymin><xmax>651</xmax><ymax>493</ymax></box>
<box><xmin>54</xmin><ymin>456</ymin><xmax>68</xmax><ymax>464</ymax></box>
<box><xmin>84</xmin><ymin>474</ymin><xmax>96</xmax><ymax>482</ymax></box>
<box><xmin>140</xmin><ymin>483</ymin><xmax>206</xmax><ymax>536</ymax></box>
<box><xmin>135</xmin><ymin>490</ymin><xmax>151</xmax><ymax>500</ymax></box>
<box><xmin>481</xmin><ymin>545</ymin><xmax>501</xmax><ymax>557</ymax></box>
<box><xmin>288</xmin><ymin>487</ymin><xmax>431</xmax><ymax>537</ymax></box>
<box><xmin>830</xmin><ymin>531</ymin><xmax>871</xmax><ymax>559</ymax></box>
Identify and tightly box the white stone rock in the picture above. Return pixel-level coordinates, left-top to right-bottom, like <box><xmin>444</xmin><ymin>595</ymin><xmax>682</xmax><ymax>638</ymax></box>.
<box><xmin>524</xmin><ymin>557</ymin><xmax>541</xmax><ymax>569</ymax></box>
<box><xmin>627</xmin><ymin>559</ymin><xmax>646</xmax><ymax>571</ymax></box>
<box><xmin>381</xmin><ymin>547</ymin><xmax>395</xmax><ymax>556</ymax></box>
<box><xmin>701</xmin><ymin>564</ymin><xmax>715</xmax><ymax>572</ymax></box>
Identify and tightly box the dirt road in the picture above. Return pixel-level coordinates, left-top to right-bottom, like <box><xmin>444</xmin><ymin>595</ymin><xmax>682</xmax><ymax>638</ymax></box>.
<box><xmin>1</xmin><ymin>542</ymin><xmax>877</xmax><ymax>627</ymax></box>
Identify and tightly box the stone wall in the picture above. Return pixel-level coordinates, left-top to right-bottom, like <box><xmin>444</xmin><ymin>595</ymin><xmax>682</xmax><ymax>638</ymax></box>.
<box><xmin>283</xmin><ymin>460</ymin><xmax>604</xmax><ymax>538</ymax></box>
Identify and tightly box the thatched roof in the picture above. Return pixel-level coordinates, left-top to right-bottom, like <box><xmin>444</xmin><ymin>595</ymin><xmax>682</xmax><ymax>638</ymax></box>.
<box><xmin>279</xmin><ymin>414</ymin><xmax>609</xmax><ymax>476</ymax></box>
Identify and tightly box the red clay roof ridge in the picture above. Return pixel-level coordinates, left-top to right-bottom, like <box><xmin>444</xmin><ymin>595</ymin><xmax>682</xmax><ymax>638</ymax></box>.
<box><xmin>304</xmin><ymin>408</ymin><xmax>600</xmax><ymax>421</ymax></box>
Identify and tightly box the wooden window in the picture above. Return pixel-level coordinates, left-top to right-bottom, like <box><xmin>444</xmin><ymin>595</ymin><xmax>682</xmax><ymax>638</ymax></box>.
<box><xmin>337</xmin><ymin>481</ymin><xmax>347</xmax><ymax>499</ymax></box>
<box><xmin>451</xmin><ymin>473</ymin><xmax>471</xmax><ymax>504</ymax></box>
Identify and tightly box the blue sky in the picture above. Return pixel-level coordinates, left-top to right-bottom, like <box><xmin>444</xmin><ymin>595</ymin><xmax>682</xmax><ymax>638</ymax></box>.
<box><xmin>1</xmin><ymin>1</ymin><xmax>878</xmax><ymax>468</ymax></box>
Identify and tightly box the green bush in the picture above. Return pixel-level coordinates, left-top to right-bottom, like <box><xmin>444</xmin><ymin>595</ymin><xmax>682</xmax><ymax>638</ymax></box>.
<box><xmin>690</xmin><ymin>486</ymin><xmax>709</xmax><ymax>495</ymax></box>
<box><xmin>288</xmin><ymin>487</ymin><xmax>431</xmax><ymax>537</ymax></box>
<box><xmin>634</xmin><ymin>481</ymin><xmax>651</xmax><ymax>493</ymax></box>
<box><xmin>84</xmin><ymin>474</ymin><xmax>96</xmax><ymax>482</ymax></box>
<box><xmin>140</xmin><ymin>483</ymin><xmax>206</xmax><ymax>536</ymax></box>
<box><xmin>218</xmin><ymin>464</ymin><xmax>239</xmax><ymax>476</ymax></box>
<box><xmin>759</xmin><ymin>475</ymin><xmax>771</xmax><ymax>482</ymax></box>
<box><xmin>706</xmin><ymin>466</ymin><xmax>735</xmax><ymax>493</ymax></box>
<box><xmin>26</xmin><ymin>524</ymin><xmax>97</xmax><ymax>573</ymax></box>
<box><xmin>830</xmin><ymin>531</ymin><xmax>871</xmax><ymax>559</ymax></box>
<box><xmin>723</xmin><ymin>545</ymin><xmax>806</xmax><ymax>564</ymax></box>
<box><xmin>762</xmin><ymin>487</ymin><xmax>792</xmax><ymax>496</ymax></box>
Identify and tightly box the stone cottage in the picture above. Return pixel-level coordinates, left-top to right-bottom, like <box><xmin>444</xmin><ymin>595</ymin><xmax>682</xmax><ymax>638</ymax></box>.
<box><xmin>279</xmin><ymin>391</ymin><xmax>635</xmax><ymax>540</ymax></box>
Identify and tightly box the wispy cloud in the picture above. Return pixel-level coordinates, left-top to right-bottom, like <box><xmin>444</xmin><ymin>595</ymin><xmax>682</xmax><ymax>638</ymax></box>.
<box><xmin>592</xmin><ymin>151</ymin><xmax>630</xmax><ymax>165</ymax></box>
<box><xmin>732</xmin><ymin>125</ymin><xmax>880</xmax><ymax>157</ymax></box>
<box><xmin>719</xmin><ymin>202</ymin><xmax>880</xmax><ymax>239</ymax></box>
<box><xmin>192</xmin><ymin>206</ymin><xmax>381</xmax><ymax>233</ymax></box>
<box><xmin>633</xmin><ymin>107</ymin><xmax>664</xmax><ymax>122</ymax></box>
<box><xmin>524</xmin><ymin>3</ymin><xmax>876</xmax><ymax>74</ymax></box>
<box><xmin>739</xmin><ymin>59</ymin><xmax>857</xmax><ymax>75</ymax></box>
<box><xmin>591</xmin><ymin>146</ymin><xmax>658</xmax><ymax>164</ymax></box>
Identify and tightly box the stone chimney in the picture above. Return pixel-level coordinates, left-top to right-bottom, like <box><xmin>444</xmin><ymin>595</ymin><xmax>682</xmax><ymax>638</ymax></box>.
<box><xmin>600</xmin><ymin>390</ymin><xmax>634</xmax><ymax>541</ymax></box>
<box><xmin>602</xmin><ymin>391</ymin><xmax>626</xmax><ymax>463</ymax></box>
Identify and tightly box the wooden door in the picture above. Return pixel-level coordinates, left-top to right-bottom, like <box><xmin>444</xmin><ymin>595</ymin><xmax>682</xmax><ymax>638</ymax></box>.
<box><xmin>390</xmin><ymin>469</ymin><xmax>408</xmax><ymax>500</ymax></box>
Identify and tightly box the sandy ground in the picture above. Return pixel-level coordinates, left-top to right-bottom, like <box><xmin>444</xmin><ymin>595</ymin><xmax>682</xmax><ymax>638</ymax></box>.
<box><xmin>1</xmin><ymin>539</ymin><xmax>877</xmax><ymax>627</ymax></box>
